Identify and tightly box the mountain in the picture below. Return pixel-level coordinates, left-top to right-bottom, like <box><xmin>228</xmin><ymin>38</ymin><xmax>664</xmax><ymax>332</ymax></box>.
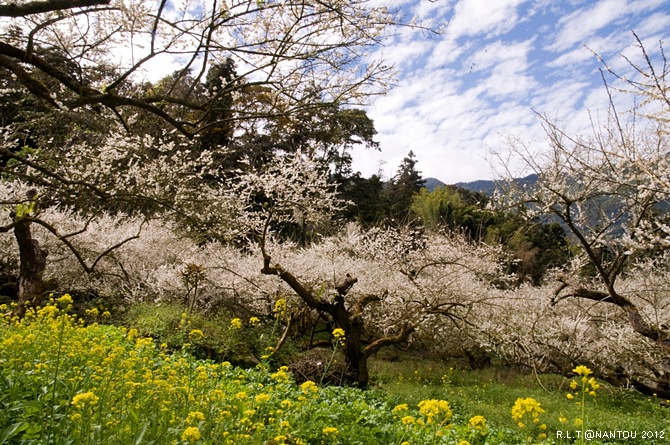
<box><xmin>453</xmin><ymin>179</ymin><xmax>496</xmax><ymax>196</ymax></box>
<box><xmin>454</xmin><ymin>174</ymin><xmax>539</xmax><ymax>196</ymax></box>
<box><xmin>423</xmin><ymin>177</ymin><xmax>446</xmax><ymax>192</ymax></box>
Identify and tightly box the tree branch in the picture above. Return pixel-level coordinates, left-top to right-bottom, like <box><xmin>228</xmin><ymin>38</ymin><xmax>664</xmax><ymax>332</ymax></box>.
<box><xmin>0</xmin><ymin>0</ymin><xmax>110</xmax><ymax>17</ymax></box>
<box><xmin>364</xmin><ymin>323</ymin><xmax>415</xmax><ymax>358</ymax></box>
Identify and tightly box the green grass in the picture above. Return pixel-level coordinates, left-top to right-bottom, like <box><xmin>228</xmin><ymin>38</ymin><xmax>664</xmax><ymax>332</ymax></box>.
<box><xmin>370</xmin><ymin>355</ymin><xmax>669</xmax><ymax>444</ymax></box>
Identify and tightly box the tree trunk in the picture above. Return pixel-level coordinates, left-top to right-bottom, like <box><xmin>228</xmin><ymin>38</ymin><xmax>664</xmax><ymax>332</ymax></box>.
<box><xmin>261</xmin><ymin>256</ymin><xmax>412</xmax><ymax>388</ymax></box>
<box><xmin>14</xmin><ymin>219</ymin><xmax>48</xmax><ymax>313</ymax></box>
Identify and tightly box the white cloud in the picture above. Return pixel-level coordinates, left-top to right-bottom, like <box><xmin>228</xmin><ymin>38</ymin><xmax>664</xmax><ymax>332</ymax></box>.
<box><xmin>351</xmin><ymin>0</ymin><xmax>670</xmax><ymax>183</ymax></box>
<box><xmin>448</xmin><ymin>0</ymin><xmax>527</xmax><ymax>39</ymax></box>
<box><xmin>549</xmin><ymin>0</ymin><xmax>664</xmax><ymax>52</ymax></box>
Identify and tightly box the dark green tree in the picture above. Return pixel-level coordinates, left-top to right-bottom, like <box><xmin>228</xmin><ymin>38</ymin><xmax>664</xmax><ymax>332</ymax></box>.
<box><xmin>385</xmin><ymin>151</ymin><xmax>425</xmax><ymax>219</ymax></box>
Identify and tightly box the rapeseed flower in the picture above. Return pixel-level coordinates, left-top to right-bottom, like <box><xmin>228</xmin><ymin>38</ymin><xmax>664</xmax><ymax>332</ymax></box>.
<box><xmin>181</xmin><ymin>426</ymin><xmax>201</xmax><ymax>442</ymax></box>
<box><xmin>511</xmin><ymin>397</ymin><xmax>544</xmax><ymax>428</ymax></box>
<box><xmin>186</xmin><ymin>411</ymin><xmax>205</xmax><ymax>425</ymax></box>
<box><xmin>573</xmin><ymin>365</ymin><xmax>592</xmax><ymax>377</ymax></box>
<box><xmin>255</xmin><ymin>393</ymin><xmax>270</xmax><ymax>403</ymax></box>
<box><xmin>300</xmin><ymin>380</ymin><xmax>318</xmax><ymax>394</ymax></box>
<box><xmin>467</xmin><ymin>415</ymin><xmax>486</xmax><ymax>430</ymax></box>
<box><xmin>274</xmin><ymin>299</ymin><xmax>287</xmax><ymax>316</ymax></box>
<box><xmin>418</xmin><ymin>399</ymin><xmax>452</xmax><ymax>424</ymax></box>
<box><xmin>189</xmin><ymin>329</ymin><xmax>205</xmax><ymax>341</ymax></box>
<box><xmin>71</xmin><ymin>391</ymin><xmax>99</xmax><ymax>409</ymax></box>
<box><xmin>332</xmin><ymin>328</ymin><xmax>346</xmax><ymax>346</ymax></box>
<box><xmin>392</xmin><ymin>403</ymin><xmax>409</xmax><ymax>415</ymax></box>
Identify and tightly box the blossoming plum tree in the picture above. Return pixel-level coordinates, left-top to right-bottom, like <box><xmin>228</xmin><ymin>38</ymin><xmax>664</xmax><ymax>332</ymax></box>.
<box><xmin>499</xmin><ymin>36</ymin><xmax>670</xmax><ymax>398</ymax></box>
<box><xmin>0</xmin><ymin>0</ymin><xmax>432</xmax><ymax>310</ymax></box>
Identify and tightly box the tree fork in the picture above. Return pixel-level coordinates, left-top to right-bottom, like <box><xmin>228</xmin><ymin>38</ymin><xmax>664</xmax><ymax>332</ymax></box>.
<box><xmin>261</xmin><ymin>254</ymin><xmax>413</xmax><ymax>387</ymax></box>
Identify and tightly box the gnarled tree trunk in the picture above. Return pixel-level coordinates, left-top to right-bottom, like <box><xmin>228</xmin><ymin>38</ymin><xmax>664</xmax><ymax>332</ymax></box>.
<box><xmin>261</xmin><ymin>254</ymin><xmax>414</xmax><ymax>387</ymax></box>
<box><xmin>14</xmin><ymin>219</ymin><xmax>48</xmax><ymax>314</ymax></box>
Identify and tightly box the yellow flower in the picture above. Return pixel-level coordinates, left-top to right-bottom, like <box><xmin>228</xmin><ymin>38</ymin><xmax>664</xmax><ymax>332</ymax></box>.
<box><xmin>418</xmin><ymin>399</ymin><xmax>452</xmax><ymax>422</ymax></box>
<box><xmin>573</xmin><ymin>365</ymin><xmax>592</xmax><ymax>377</ymax></box>
<box><xmin>511</xmin><ymin>397</ymin><xmax>544</xmax><ymax>429</ymax></box>
<box><xmin>574</xmin><ymin>418</ymin><xmax>583</xmax><ymax>427</ymax></box>
<box><xmin>255</xmin><ymin>393</ymin><xmax>270</xmax><ymax>403</ymax></box>
<box><xmin>249</xmin><ymin>316</ymin><xmax>260</xmax><ymax>326</ymax></box>
<box><xmin>127</xmin><ymin>328</ymin><xmax>139</xmax><ymax>340</ymax></box>
<box><xmin>186</xmin><ymin>411</ymin><xmax>205</xmax><ymax>425</ymax></box>
<box><xmin>467</xmin><ymin>415</ymin><xmax>487</xmax><ymax>430</ymax></box>
<box><xmin>569</xmin><ymin>380</ymin><xmax>578</xmax><ymax>389</ymax></box>
<box><xmin>57</xmin><ymin>294</ymin><xmax>73</xmax><ymax>306</ymax></box>
<box><xmin>71</xmin><ymin>391</ymin><xmax>99</xmax><ymax>409</ymax></box>
<box><xmin>301</xmin><ymin>380</ymin><xmax>318</xmax><ymax>394</ymax></box>
<box><xmin>181</xmin><ymin>426</ymin><xmax>201</xmax><ymax>442</ymax></box>
<box><xmin>85</xmin><ymin>307</ymin><xmax>99</xmax><ymax>317</ymax></box>
<box><xmin>401</xmin><ymin>415</ymin><xmax>415</xmax><ymax>425</ymax></box>
<box><xmin>566</xmin><ymin>393</ymin><xmax>574</xmax><ymax>399</ymax></box>
<box><xmin>322</xmin><ymin>427</ymin><xmax>338</xmax><ymax>435</ymax></box>
<box><xmin>273</xmin><ymin>299</ymin><xmax>287</xmax><ymax>316</ymax></box>
<box><xmin>230</xmin><ymin>318</ymin><xmax>242</xmax><ymax>329</ymax></box>
<box><xmin>457</xmin><ymin>441</ymin><xmax>472</xmax><ymax>445</ymax></box>
<box><xmin>271</xmin><ymin>367</ymin><xmax>290</xmax><ymax>383</ymax></box>
<box><xmin>392</xmin><ymin>403</ymin><xmax>409</xmax><ymax>415</ymax></box>
<box><xmin>332</xmin><ymin>328</ymin><xmax>346</xmax><ymax>340</ymax></box>
<box><xmin>188</xmin><ymin>329</ymin><xmax>204</xmax><ymax>341</ymax></box>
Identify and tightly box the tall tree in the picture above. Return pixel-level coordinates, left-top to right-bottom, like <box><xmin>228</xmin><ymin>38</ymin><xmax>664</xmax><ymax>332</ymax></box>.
<box><xmin>386</xmin><ymin>151</ymin><xmax>426</xmax><ymax>219</ymax></box>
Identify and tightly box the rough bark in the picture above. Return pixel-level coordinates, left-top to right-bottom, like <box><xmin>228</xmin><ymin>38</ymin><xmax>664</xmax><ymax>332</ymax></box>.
<box><xmin>0</xmin><ymin>0</ymin><xmax>110</xmax><ymax>17</ymax></box>
<box><xmin>13</xmin><ymin>219</ymin><xmax>48</xmax><ymax>313</ymax></box>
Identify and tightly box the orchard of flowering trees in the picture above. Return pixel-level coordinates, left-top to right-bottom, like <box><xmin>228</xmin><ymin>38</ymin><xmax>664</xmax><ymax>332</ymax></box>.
<box><xmin>1</xmin><ymin>1</ymin><xmax>669</xmax><ymax>396</ymax></box>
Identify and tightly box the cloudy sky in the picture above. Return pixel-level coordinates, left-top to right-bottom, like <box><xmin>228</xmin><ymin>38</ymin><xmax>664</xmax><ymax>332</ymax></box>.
<box><xmin>351</xmin><ymin>0</ymin><xmax>670</xmax><ymax>184</ymax></box>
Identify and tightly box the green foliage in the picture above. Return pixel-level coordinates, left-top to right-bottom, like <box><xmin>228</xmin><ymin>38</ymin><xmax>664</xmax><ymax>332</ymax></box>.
<box><xmin>411</xmin><ymin>185</ymin><xmax>572</xmax><ymax>283</ymax></box>
<box><xmin>385</xmin><ymin>151</ymin><xmax>426</xmax><ymax>219</ymax></box>
<box><xmin>410</xmin><ymin>185</ymin><xmax>492</xmax><ymax>238</ymax></box>
<box><xmin>123</xmin><ymin>302</ymin><xmax>296</xmax><ymax>367</ymax></box>
<box><xmin>339</xmin><ymin>173</ymin><xmax>387</xmax><ymax>224</ymax></box>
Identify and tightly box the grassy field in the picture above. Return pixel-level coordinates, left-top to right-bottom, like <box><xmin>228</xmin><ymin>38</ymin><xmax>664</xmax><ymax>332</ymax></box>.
<box><xmin>1</xmin><ymin>299</ymin><xmax>668</xmax><ymax>445</ymax></box>
<box><xmin>370</xmin><ymin>356</ymin><xmax>669</xmax><ymax>444</ymax></box>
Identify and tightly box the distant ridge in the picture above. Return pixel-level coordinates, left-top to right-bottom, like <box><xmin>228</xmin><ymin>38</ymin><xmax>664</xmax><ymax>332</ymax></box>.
<box><xmin>423</xmin><ymin>177</ymin><xmax>446</xmax><ymax>192</ymax></box>
<box><xmin>453</xmin><ymin>179</ymin><xmax>496</xmax><ymax>196</ymax></box>
<box><xmin>454</xmin><ymin>174</ymin><xmax>539</xmax><ymax>196</ymax></box>
<box><xmin>423</xmin><ymin>175</ymin><xmax>539</xmax><ymax>196</ymax></box>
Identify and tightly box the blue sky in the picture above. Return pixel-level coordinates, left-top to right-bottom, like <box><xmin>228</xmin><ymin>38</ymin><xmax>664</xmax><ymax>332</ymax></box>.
<box><xmin>352</xmin><ymin>0</ymin><xmax>670</xmax><ymax>183</ymax></box>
